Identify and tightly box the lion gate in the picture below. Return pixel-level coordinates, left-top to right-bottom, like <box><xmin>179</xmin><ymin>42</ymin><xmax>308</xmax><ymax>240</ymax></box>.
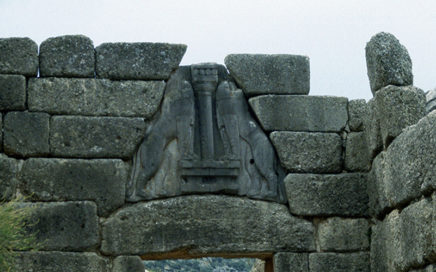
<box><xmin>0</xmin><ymin>32</ymin><xmax>434</xmax><ymax>272</ymax></box>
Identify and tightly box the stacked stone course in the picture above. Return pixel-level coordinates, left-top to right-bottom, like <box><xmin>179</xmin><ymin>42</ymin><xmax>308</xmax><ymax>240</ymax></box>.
<box><xmin>0</xmin><ymin>32</ymin><xmax>433</xmax><ymax>272</ymax></box>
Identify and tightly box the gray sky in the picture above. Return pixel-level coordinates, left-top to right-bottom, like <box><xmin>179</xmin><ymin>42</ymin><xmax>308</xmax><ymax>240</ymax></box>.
<box><xmin>1</xmin><ymin>0</ymin><xmax>435</xmax><ymax>100</ymax></box>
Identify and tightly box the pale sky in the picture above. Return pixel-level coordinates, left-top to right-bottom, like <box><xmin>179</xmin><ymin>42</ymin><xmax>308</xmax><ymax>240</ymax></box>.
<box><xmin>1</xmin><ymin>0</ymin><xmax>435</xmax><ymax>100</ymax></box>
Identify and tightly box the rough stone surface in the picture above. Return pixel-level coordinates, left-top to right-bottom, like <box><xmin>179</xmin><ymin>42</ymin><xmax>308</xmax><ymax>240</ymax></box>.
<box><xmin>285</xmin><ymin>173</ymin><xmax>368</xmax><ymax>216</ymax></box>
<box><xmin>375</xmin><ymin>85</ymin><xmax>426</xmax><ymax>148</ymax></box>
<box><xmin>112</xmin><ymin>256</ymin><xmax>145</xmax><ymax>272</ymax></box>
<box><xmin>0</xmin><ymin>154</ymin><xmax>18</xmax><ymax>200</ymax></box>
<box><xmin>21</xmin><ymin>201</ymin><xmax>99</xmax><ymax>251</ymax></box>
<box><xmin>309</xmin><ymin>253</ymin><xmax>370</xmax><ymax>272</ymax></box>
<box><xmin>0</xmin><ymin>37</ymin><xmax>38</xmax><ymax>76</ymax></box>
<box><xmin>50</xmin><ymin>116</ymin><xmax>146</xmax><ymax>158</ymax></box>
<box><xmin>367</xmin><ymin>152</ymin><xmax>390</xmax><ymax>217</ymax></box>
<box><xmin>370</xmin><ymin>112</ymin><xmax>436</xmax><ymax>213</ymax></box>
<box><xmin>0</xmin><ymin>113</ymin><xmax>2</xmax><ymax>151</ymax></box>
<box><xmin>14</xmin><ymin>252</ymin><xmax>109</xmax><ymax>272</ymax></box>
<box><xmin>39</xmin><ymin>35</ymin><xmax>95</xmax><ymax>77</ymax></box>
<box><xmin>4</xmin><ymin>111</ymin><xmax>50</xmax><ymax>156</ymax></box>
<box><xmin>371</xmin><ymin>197</ymin><xmax>435</xmax><ymax>272</ymax></box>
<box><xmin>96</xmin><ymin>42</ymin><xmax>187</xmax><ymax>80</ymax></box>
<box><xmin>249</xmin><ymin>95</ymin><xmax>348</xmax><ymax>132</ymax></box>
<box><xmin>273</xmin><ymin>253</ymin><xmax>309</xmax><ymax>272</ymax></box>
<box><xmin>345</xmin><ymin>132</ymin><xmax>371</xmax><ymax>172</ymax></box>
<box><xmin>224</xmin><ymin>54</ymin><xmax>310</xmax><ymax>95</ymax></box>
<box><xmin>28</xmin><ymin>78</ymin><xmax>165</xmax><ymax>118</ymax></box>
<box><xmin>270</xmin><ymin>132</ymin><xmax>342</xmax><ymax>173</ymax></box>
<box><xmin>363</xmin><ymin>98</ymin><xmax>382</xmax><ymax>158</ymax></box>
<box><xmin>317</xmin><ymin>217</ymin><xmax>370</xmax><ymax>251</ymax></box>
<box><xmin>101</xmin><ymin>195</ymin><xmax>315</xmax><ymax>256</ymax></box>
<box><xmin>19</xmin><ymin>158</ymin><xmax>128</xmax><ymax>216</ymax></box>
<box><xmin>366</xmin><ymin>32</ymin><xmax>413</xmax><ymax>94</ymax></box>
<box><xmin>0</xmin><ymin>74</ymin><xmax>26</xmax><ymax>110</ymax></box>
<box><xmin>426</xmin><ymin>88</ymin><xmax>436</xmax><ymax>114</ymax></box>
<box><xmin>409</xmin><ymin>265</ymin><xmax>435</xmax><ymax>272</ymax></box>
<box><xmin>348</xmin><ymin>99</ymin><xmax>369</xmax><ymax>131</ymax></box>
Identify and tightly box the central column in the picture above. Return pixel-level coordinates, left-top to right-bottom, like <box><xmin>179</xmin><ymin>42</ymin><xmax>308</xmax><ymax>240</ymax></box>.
<box><xmin>191</xmin><ymin>64</ymin><xmax>219</xmax><ymax>160</ymax></box>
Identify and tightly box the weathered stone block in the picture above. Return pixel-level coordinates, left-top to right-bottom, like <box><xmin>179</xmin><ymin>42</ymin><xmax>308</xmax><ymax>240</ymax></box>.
<box><xmin>0</xmin><ymin>113</ymin><xmax>2</xmax><ymax>151</ymax></box>
<box><xmin>363</xmin><ymin>98</ymin><xmax>383</xmax><ymax>158</ymax></box>
<box><xmin>28</xmin><ymin>78</ymin><xmax>165</xmax><ymax>118</ymax></box>
<box><xmin>0</xmin><ymin>154</ymin><xmax>18</xmax><ymax>200</ymax></box>
<box><xmin>96</xmin><ymin>42</ymin><xmax>187</xmax><ymax>80</ymax></box>
<box><xmin>112</xmin><ymin>256</ymin><xmax>145</xmax><ymax>272</ymax></box>
<box><xmin>367</xmin><ymin>152</ymin><xmax>390</xmax><ymax>217</ymax></box>
<box><xmin>273</xmin><ymin>253</ymin><xmax>309</xmax><ymax>272</ymax></box>
<box><xmin>371</xmin><ymin>197</ymin><xmax>435</xmax><ymax>272</ymax></box>
<box><xmin>348</xmin><ymin>99</ymin><xmax>369</xmax><ymax>131</ymax></box>
<box><xmin>101</xmin><ymin>195</ymin><xmax>315</xmax><ymax>256</ymax></box>
<box><xmin>4</xmin><ymin>111</ymin><xmax>50</xmax><ymax>156</ymax></box>
<box><xmin>285</xmin><ymin>173</ymin><xmax>368</xmax><ymax>216</ymax></box>
<box><xmin>14</xmin><ymin>252</ymin><xmax>109</xmax><ymax>272</ymax></box>
<box><xmin>39</xmin><ymin>35</ymin><xmax>95</xmax><ymax>77</ymax></box>
<box><xmin>372</xmin><ymin>112</ymin><xmax>436</xmax><ymax>211</ymax></box>
<box><xmin>224</xmin><ymin>54</ymin><xmax>310</xmax><ymax>95</ymax></box>
<box><xmin>409</xmin><ymin>264</ymin><xmax>435</xmax><ymax>272</ymax></box>
<box><xmin>0</xmin><ymin>74</ymin><xmax>26</xmax><ymax>110</ymax></box>
<box><xmin>0</xmin><ymin>37</ymin><xmax>38</xmax><ymax>76</ymax></box>
<box><xmin>50</xmin><ymin>116</ymin><xmax>146</xmax><ymax>158</ymax></box>
<box><xmin>19</xmin><ymin>158</ymin><xmax>128</xmax><ymax>216</ymax></box>
<box><xmin>249</xmin><ymin>95</ymin><xmax>348</xmax><ymax>132</ymax></box>
<box><xmin>426</xmin><ymin>88</ymin><xmax>436</xmax><ymax>114</ymax></box>
<box><xmin>270</xmin><ymin>132</ymin><xmax>342</xmax><ymax>173</ymax></box>
<box><xmin>366</xmin><ymin>32</ymin><xmax>413</xmax><ymax>94</ymax></box>
<box><xmin>309</xmin><ymin>253</ymin><xmax>370</xmax><ymax>272</ymax></box>
<box><xmin>345</xmin><ymin>132</ymin><xmax>371</xmax><ymax>172</ymax></box>
<box><xmin>317</xmin><ymin>217</ymin><xmax>369</xmax><ymax>251</ymax></box>
<box><xmin>375</xmin><ymin>85</ymin><xmax>426</xmax><ymax>148</ymax></box>
<box><xmin>22</xmin><ymin>201</ymin><xmax>99</xmax><ymax>251</ymax></box>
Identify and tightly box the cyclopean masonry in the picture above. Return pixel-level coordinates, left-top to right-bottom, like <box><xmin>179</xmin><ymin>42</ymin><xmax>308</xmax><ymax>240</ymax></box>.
<box><xmin>0</xmin><ymin>32</ymin><xmax>434</xmax><ymax>272</ymax></box>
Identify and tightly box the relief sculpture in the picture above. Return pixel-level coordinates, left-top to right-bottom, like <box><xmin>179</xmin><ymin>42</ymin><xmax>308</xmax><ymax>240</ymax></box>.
<box><xmin>127</xmin><ymin>63</ymin><xmax>286</xmax><ymax>203</ymax></box>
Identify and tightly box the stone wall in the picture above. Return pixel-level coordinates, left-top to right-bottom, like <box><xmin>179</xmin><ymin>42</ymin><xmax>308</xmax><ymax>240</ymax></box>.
<box><xmin>0</xmin><ymin>33</ymin><xmax>433</xmax><ymax>272</ymax></box>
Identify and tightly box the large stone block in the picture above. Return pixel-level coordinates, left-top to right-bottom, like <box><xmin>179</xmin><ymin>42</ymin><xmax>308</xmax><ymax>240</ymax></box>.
<box><xmin>39</xmin><ymin>35</ymin><xmax>95</xmax><ymax>77</ymax></box>
<box><xmin>0</xmin><ymin>154</ymin><xmax>18</xmax><ymax>200</ymax></box>
<box><xmin>28</xmin><ymin>78</ymin><xmax>165</xmax><ymax>118</ymax></box>
<box><xmin>317</xmin><ymin>217</ymin><xmax>369</xmax><ymax>251</ymax></box>
<box><xmin>19</xmin><ymin>158</ymin><xmax>128</xmax><ymax>216</ymax></box>
<box><xmin>224</xmin><ymin>54</ymin><xmax>310</xmax><ymax>96</ymax></box>
<box><xmin>409</xmin><ymin>265</ymin><xmax>435</xmax><ymax>272</ymax></box>
<box><xmin>372</xmin><ymin>112</ymin><xmax>436</xmax><ymax>211</ymax></box>
<box><xmin>371</xmin><ymin>197</ymin><xmax>435</xmax><ymax>272</ymax></box>
<box><xmin>96</xmin><ymin>42</ymin><xmax>187</xmax><ymax>80</ymax></box>
<box><xmin>101</xmin><ymin>195</ymin><xmax>315</xmax><ymax>256</ymax></box>
<box><xmin>367</xmin><ymin>152</ymin><xmax>390</xmax><ymax>217</ymax></box>
<box><xmin>21</xmin><ymin>201</ymin><xmax>99</xmax><ymax>251</ymax></box>
<box><xmin>112</xmin><ymin>256</ymin><xmax>145</xmax><ymax>272</ymax></box>
<box><xmin>273</xmin><ymin>253</ymin><xmax>309</xmax><ymax>272</ymax></box>
<box><xmin>309</xmin><ymin>253</ymin><xmax>370</xmax><ymax>272</ymax></box>
<box><xmin>426</xmin><ymin>88</ymin><xmax>436</xmax><ymax>114</ymax></box>
<box><xmin>4</xmin><ymin>111</ymin><xmax>50</xmax><ymax>156</ymax></box>
<box><xmin>0</xmin><ymin>74</ymin><xmax>26</xmax><ymax>110</ymax></box>
<box><xmin>345</xmin><ymin>132</ymin><xmax>371</xmax><ymax>172</ymax></box>
<box><xmin>270</xmin><ymin>132</ymin><xmax>342</xmax><ymax>173</ymax></box>
<box><xmin>50</xmin><ymin>116</ymin><xmax>146</xmax><ymax>158</ymax></box>
<box><xmin>363</xmin><ymin>98</ymin><xmax>383</xmax><ymax>158</ymax></box>
<box><xmin>366</xmin><ymin>32</ymin><xmax>413</xmax><ymax>94</ymax></box>
<box><xmin>375</xmin><ymin>85</ymin><xmax>426</xmax><ymax>148</ymax></box>
<box><xmin>249</xmin><ymin>95</ymin><xmax>348</xmax><ymax>132</ymax></box>
<box><xmin>348</xmin><ymin>99</ymin><xmax>369</xmax><ymax>132</ymax></box>
<box><xmin>0</xmin><ymin>37</ymin><xmax>38</xmax><ymax>76</ymax></box>
<box><xmin>285</xmin><ymin>173</ymin><xmax>368</xmax><ymax>216</ymax></box>
<box><xmin>14</xmin><ymin>252</ymin><xmax>109</xmax><ymax>272</ymax></box>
